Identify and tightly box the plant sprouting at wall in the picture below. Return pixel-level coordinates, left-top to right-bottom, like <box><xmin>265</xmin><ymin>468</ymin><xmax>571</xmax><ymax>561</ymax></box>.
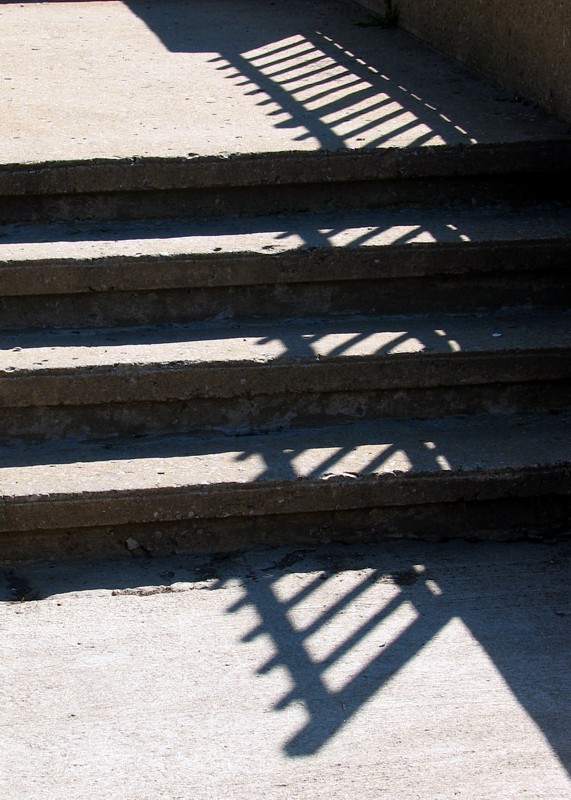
<box><xmin>357</xmin><ymin>0</ymin><xmax>399</xmax><ymax>28</ymax></box>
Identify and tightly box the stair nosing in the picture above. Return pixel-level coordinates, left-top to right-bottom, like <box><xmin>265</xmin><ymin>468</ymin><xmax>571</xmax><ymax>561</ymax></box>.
<box><xmin>0</xmin><ymin>412</ymin><xmax>569</xmax><ymax>531</ymax></box>
<box><xmin>2</xmin><ymin>140</ymin><xmax>571</xmax><ymax>196</ymax></box>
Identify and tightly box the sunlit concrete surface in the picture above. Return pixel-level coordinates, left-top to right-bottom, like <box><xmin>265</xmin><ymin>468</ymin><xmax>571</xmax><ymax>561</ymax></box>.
<box><xmin>0</xmin><ymin>309</ymin><xmax>569</xmax><ymax>371</ymax></box>
<box><xmin>1</xmin><ymin>0</ymin><xmax>568</xmax><ymax>164</ymax></box>
<box><xmin>2</xmin><ymin>203</ymin><xmax>571</xmax><ymax>262</ymax></box>
<box><xmin>1</xmin><ymin>540</ymin><xmax>570</xmax><ymax>799</ymax></box>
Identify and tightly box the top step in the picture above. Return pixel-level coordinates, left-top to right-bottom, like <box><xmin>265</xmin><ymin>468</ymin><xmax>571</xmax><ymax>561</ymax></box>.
<box><xmin>1</xmin><ymin>1</ymin><xmax>570</xmax><ymax>222</ymax></box>
<box><xmin>2</xmin><ymin>0</ymin><xmax>569</xmax><ymax>165</ymax></box>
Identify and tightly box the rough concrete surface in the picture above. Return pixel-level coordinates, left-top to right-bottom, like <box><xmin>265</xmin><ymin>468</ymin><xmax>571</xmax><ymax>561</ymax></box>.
<box><xmin>2</xmin><ymin>411</ymin><xmax>570</xmax><ymax>504</ymax></box>
<box><xmin>2</xmin><ymin>202</ymin><xmax>571</xmax><ymax>264</ymax></box>
<box><xmin>392</xmin><ymin>0</ymin><xmax>571</xmax><ymax>124</ymax></box>
<box><xmin>1</xmin><ymin>540</ymin><xmax>570</xmax><ymax>799</ymax></box>
<box><xmin>1</xmin><ymin>0</ymin><xmax>568</xmax><ymax>165</ymax></box>
<box><xmin>0</xmin><ymin>310</ymin><xmax>568</xmax><ymax>443</ymax></box>
<box><xmin>2</xmin><ymin>309</ymin><xmax>570</xmax><ymax>375</ymax></box>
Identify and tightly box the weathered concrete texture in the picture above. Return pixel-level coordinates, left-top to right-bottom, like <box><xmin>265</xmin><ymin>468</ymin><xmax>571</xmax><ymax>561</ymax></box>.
<box><xmin>0</xmin><ymin>202</ymin><xmax>570</xmax><ymax>329</ymax></box>
<box><xmin>2</xmin><ymin>309</ymin><xmax>570</xmax><ymax>373</ymax></box>
<box><xmin>1</xmin><ymin>540</ymin><xmax>570</xmax><ymax>799</ymax></box>
<box><xmin>0</xmin><ymin>310</ymin><xmax>569</xmax><ymax>442</ymax></box>
<box><xmin>357</xmin><ymin>0</ymin><xmax>571</xmax><ymax>124</ymax></box>
<box><xmin>2</xmin><ymin>145</ymin><xmax>570</xmax><ymax>226</ymax></box>
<box><xmin>2</xmin><ymin>412</ymin><xmax>570</xmax><ymax>505</ymax></box>
<box><xmin>0</xmin><ymin>0</ymin><xmax>568</xmax><ymax>166</ymax></box>
<box><xmin>0</xmin><ymin>412</ymin><xmax>569</xmax><ymax>562</ymax></box>
<box><xmin>3</xmin><ymin>202</ymin><xmax>571</xmax><ymax>263</ymax></box>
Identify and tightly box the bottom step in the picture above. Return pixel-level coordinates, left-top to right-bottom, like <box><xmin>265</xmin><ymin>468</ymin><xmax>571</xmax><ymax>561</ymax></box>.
<box><xmin>2</xmin><ymin>412</ymin><xmax>570</xmax><ymax>562</ymax></box>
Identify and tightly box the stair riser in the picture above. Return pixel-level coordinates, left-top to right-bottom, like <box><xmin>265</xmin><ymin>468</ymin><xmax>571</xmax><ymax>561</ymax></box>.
<box><xmin>6</xmin><ymin>144</ymin><xmax>570</xmax><ymax>195</ymax></box>
<box><xmin>3</xmin><ymin>382</ymin><xmax>569</xmax><ymax>443</ymax></box>
<box><xmin>4</xmin><ymin>239</ymin><xmax>571</xmax><ymax>292</ymax></box>
<box><xmin>2</xmin><ymin>267</ymin><xmax>570</xmax><ymax>331</ymax></box>
<box><xmin>1</xmin><ymin>353</ymin><xmax>568</xmax><ymax>441</ymax></box>
<box><xmin>2</xmin><ymin>142</ymin><xmax>569</xmax><ymax>224</ymax></box>
<box><xmin>5</xmin><ymin>242</ymin><xmax>570</xmax><ymax>297</ymax></box>
<box><xmin>2</xmin><ymin>474</ymin><xmax>569</xmax><ymax>563</ymax></box>
<box><xmin>1</xmin><ymin>174</ymin><xmax>568</xmax><ymax>225</ymax></box>
<box><xmin>3</xmin><ymin>275</ymin><xmax>567</xmax><ymax>330</ymax></box>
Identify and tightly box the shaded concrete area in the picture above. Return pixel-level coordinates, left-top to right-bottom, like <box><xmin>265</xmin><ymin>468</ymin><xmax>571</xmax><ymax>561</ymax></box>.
<box><xmin>3</xmin><ymin>202</ymin><xmax>571</xmax><ymax>260</ymax></box>
<box><xmin>1</xmin><ymin>0</ymin><xmax>568</xmax><ymax>165</ymax></box>
<box><xmin>390</xmin><ymin>0</ymin><xmax>571</xmax><ymax>123</ymax></box>
<box><xmin>1</xmin><ymin>540</ymin><xmax>570</xmax><ymax>798</ymax></box>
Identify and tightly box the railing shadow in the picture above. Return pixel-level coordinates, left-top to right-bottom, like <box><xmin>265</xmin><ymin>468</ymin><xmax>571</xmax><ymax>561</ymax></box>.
<box><xmin>228</xmin><ymin>560</ymin><xmax>450</xmax><ymax>757</ymax></box>
<box><xmin>122</xmin><ymin>0</ymin><xmax>491</xmax><ymax>151</ymax></box>
<box><xmin>221</xmin><ymin>543</ymin><xmax>571</xmax><ymax>766</ymax></box>
<box><xmin>4</xmin><ymin>541</ymin><xmax>570</xmax><ymax>776</ymax></box>
<box><xmin>0</xmin><ymin>201</ymin><xmax>486</xmax><ymax>248</ymax></box>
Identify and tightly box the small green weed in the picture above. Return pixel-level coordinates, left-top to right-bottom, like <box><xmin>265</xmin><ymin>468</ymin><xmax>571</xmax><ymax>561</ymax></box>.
<box><xmin>357</xmin><ymin>0</ymin><xmax>399</xmax><ymax>28</ymax></box>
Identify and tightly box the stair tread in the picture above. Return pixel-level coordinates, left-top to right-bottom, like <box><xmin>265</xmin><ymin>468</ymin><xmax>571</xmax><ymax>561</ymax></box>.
<box><xmin>2</xmin><ymin>203</ymin><xmax>570</xmax><ymax>267</ymax></box>
<box><xmin>1</xmin><ymin>309</ymin><xmax>569</xmax><ymax>377</ymax></box>
<box><xmin>1</xmin><ymin>412</ymin><xmax>569</xmax><ymax>504</ymax></box>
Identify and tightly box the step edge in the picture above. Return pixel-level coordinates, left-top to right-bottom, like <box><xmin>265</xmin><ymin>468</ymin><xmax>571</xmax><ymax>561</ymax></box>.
<box><xmin>1</xmin><ymin>349</ymin><xmax>569</xmax><ymax>408</ymax></box>
<box><xmin>1</xmin><ymin>238</ymin><xmax>570</xmax><ymax>296</ymax></box>
<box><xmin>1</xmin><ymin>140</ymin><xmax>570</xmax><ymax>196</ymax></box>
<box><xmin>1</xmin><ymin>463</ymin><xmax>569</xmax><ymax>533</ymax></box>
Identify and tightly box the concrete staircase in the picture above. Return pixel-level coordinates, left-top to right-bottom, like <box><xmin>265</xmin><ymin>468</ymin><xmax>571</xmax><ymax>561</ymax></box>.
<box><xmin>1</xmin><ymin>0</ymin><xmax>571</xmax><ymax>562</ymax></box>
<box><xmin>1</xmin><ymin>141</ymin><xmax>570</xmax><ymax>562</ymax></box>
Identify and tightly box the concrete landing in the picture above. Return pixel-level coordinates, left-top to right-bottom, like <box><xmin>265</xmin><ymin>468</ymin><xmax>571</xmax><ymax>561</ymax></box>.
<box><xmin>1</xmin><ymin>540</ymin><xmax>570</xmax><ymax>799</ymax></box>
<box><xmin>1</xmin><ymin>0</ymin><xmax>569</xmax><ymax>165</ymax></box>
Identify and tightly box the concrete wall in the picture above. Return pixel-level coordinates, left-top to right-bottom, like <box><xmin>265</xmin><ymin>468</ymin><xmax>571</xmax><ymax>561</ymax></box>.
<box><xmin>355</xmin><ymin>0</ymin><xmax>571</xmax><ymax>123</ymax></box>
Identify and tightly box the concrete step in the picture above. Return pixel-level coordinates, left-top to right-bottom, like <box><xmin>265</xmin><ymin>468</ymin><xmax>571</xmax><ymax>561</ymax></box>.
<box><xmin>0</xmin><ymin>309</ymin><xmax>569</xmax><ymax>442</ymax></box>
<box><xmin>2</xmin><ymin>0</ymin><xmax>570</xmax><ymax>561</ymax></box>
<box><xmin>1</xmin><ymin>411</ymin><xmax>569</xmax><ymax>562</ymax></box>
<box><xmin>1</xmin><ymin>202</ymin><xmax>570</xmax><ymax>328</ymax></box>
<box><xmin>3</xmin><ymin>0</ymin><xmax>570</xmax><ymax>224</ymax></box>
<box><xmin>2</xmin><ymin>143</ymin><xmax>570</xmax><ymax>225</ymax></box>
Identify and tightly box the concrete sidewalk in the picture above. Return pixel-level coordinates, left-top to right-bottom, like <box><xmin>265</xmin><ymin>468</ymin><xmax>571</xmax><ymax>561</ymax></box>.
<box><xmin>1</xmin><ymin>540</ymin><xmax>570</xmax><ymax>799</ymax></box>
<box><xmin>1</xmin><ymin>0</ymin><xmax>568</xmax><ymax>165</ymax></box>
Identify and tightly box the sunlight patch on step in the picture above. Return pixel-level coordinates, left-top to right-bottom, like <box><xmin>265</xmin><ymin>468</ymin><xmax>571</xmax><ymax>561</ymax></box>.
<box><xmin>243</xmin><ymin>34</ymin><xmax>308</xmax><ymax>62</ymax></box>
<box><xmin>320</xmin><ymin>93</ymin><xmax>391</xmax><ymax>124</ymax></box>
<box><xmin>325</xmin><ymin>224</ymin><xmax>438</xmax><ymax>246</ymax></box>
<box><xmin>310</xmin><ymin>331</ymin><xmax>424</xmax><ymax>357</ymax></box>
<box><xmin>290</xmin><ymin>443</ymin><xmax>412</xmax><ymax>478</ymax></box>
<box><xmin>270</xmin><ymin>570</ymin><xmax>328</xmax><ymax>606</ymax></box>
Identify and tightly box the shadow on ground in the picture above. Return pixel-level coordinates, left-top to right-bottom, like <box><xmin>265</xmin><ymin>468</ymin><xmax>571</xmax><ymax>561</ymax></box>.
<box><xmin>3</xmin><ymin>540</ymin><xmax>570</xmax><ymax>772</ymax></box>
